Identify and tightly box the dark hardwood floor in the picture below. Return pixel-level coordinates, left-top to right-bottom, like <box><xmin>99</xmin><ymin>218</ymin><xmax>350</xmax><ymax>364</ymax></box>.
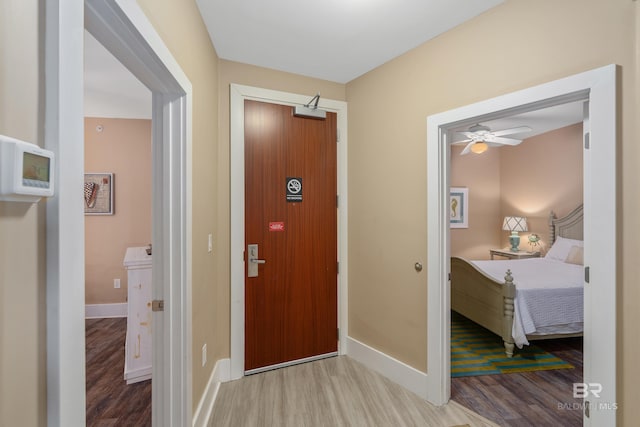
<box><xmin>452</xmin><ymin>337</ymin><xmax>583</xmax><ymax>427</ymax></box>
<box><xmin>86</xmin><ymin>317</ymin><xmax>151</xmax><ymax>427</ymax></box>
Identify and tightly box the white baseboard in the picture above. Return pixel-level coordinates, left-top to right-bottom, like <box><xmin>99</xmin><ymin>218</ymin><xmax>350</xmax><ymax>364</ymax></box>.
<box><xmin>193</xmin><ymin>358</ymin><xmax>231</xmax><ymax>427</ymax></box>
<box><xmin>85</xmin><ymin>303</ymin><xmax>127</xmax><ymax>319</ymax></box>
<box><xmin>346</xmin><ymin>336</ymin><xmax>428</xmax><ymax>400</ymax></box>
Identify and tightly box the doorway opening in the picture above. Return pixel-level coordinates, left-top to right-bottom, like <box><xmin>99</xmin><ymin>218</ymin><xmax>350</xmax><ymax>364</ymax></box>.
<box><xmin>47</xmin><ymin>1</ymin><xmax>193</xmax><ymax>425</ymax></box>
<box><xmin>426</xmin><ymin>65</ymin><xmax>616</xmax><ymax>426</ymax></box>
<box><xmin>447</xmin><ymin>101</ymin><xmax>585</xmax><ymax>426</ymax></box>
<box><xmin>83</xmin><ymin>28</ymin><xmax>153</xmax><ymax>423</ymax></box>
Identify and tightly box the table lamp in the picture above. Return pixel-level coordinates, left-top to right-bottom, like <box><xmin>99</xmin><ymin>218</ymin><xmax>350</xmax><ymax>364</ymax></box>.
<box><xmin>502</xmin><ymin>216</ymin><xmax>528</xmax><ymax>252</ymax></box>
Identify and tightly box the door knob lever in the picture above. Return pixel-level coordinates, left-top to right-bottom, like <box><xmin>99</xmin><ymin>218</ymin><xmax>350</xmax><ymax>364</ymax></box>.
<box><xmin>247</xmin><ymin>244</ymin><xmax>265</xmax><ymax>277</ymax></box>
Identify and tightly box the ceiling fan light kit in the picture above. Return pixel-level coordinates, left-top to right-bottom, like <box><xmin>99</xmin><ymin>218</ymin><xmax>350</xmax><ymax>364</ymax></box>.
<box><xmin>470</xmin><ymin>142</ymin><xmax>488</xmax><ymax>154</ymax></box>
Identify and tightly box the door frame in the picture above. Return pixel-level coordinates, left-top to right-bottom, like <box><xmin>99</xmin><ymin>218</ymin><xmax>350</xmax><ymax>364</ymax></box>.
<box><xmin>46</xmin><ymin>0</ymin><xmax>193</xmax><ymax>425</ymax></box>
<box><xmin>426</xmin><ymin>65</ymin><xmax>617</xmax><ymax>426</ymax></box>
<box><xmin>229</xmin><ymin>84</ymin><xmax>348</xmax><ymax>379</ymax></box>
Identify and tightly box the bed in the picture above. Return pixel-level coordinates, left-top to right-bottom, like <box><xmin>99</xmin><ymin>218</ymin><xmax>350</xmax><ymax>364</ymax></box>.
<box><xmin>451</xmin><ymin>204</ymin><xmax>584</xmax><ymax>357</ymax></box>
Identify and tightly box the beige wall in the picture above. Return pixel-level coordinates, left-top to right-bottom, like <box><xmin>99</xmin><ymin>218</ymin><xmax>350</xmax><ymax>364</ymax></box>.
<box><xmin>0</xmin><ymin>0</ymin><xmax>47</xmax><ymax>425</ymax></box>
<box><xmin>451</xmin><ymin>123</ymin><xmax>583</xmax><ymax>259</ymax></box>
<box><xmin>84</xmin><ymin>117</ymin><xmax>152</xmax><ymax>304</ymax></box>
<box><xmin>136</xmin><ymin>0</ymin><xmax>221</xmax><ymax>411</ymax></box>
<box><xmin>346</xmin><ymin>1</ymin><xmax>637</xmax><ymax>424</ymax></box>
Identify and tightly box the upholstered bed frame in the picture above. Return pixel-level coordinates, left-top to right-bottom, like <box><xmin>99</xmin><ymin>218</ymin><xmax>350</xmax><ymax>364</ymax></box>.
<box><xmin>450</xmin><ymin>204</ymin><xmax>584</xmax><ymax>357</ymax></box>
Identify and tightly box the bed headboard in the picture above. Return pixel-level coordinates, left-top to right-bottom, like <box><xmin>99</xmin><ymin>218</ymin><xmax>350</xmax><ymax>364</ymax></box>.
<box><xmin>548</xmin><ymin>204</ymin><xmax>583</xmax><ymax>245</ymax></box>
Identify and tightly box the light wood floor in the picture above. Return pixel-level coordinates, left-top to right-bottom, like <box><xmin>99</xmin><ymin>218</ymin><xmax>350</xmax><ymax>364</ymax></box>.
<box><xmin>211</xmin><ymin>356</ymin><xmax>497</xmax><ymax>427</ymax></box>
<box><xmin>89</xmin><ymin>318</ymin><xmax>578</xmax><ymax>426</ymax></box>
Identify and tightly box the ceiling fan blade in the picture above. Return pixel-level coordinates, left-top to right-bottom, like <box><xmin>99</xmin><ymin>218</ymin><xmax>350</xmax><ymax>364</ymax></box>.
<box><xmin>491</xmin><ymin>126</ymin><xmax>532</xmax><ymax>137</ymax></box>
<box><xmin>452</xmin><ymin>138</ymin><xmax>472</xmax><ymax>145</ymax></box>
<box><xmin>491</xmin><ymin>136</ymin><xmax>522</xmax><ymax>145</ymax></box>
<box><xmin>457</xmin><ymin>131</ymin><xmax>476</xmax><ymax>138</ymax></box>
<box><xmin>460</xmin><ymin>141</ymin><xmax>475</xmax><ymax>155</ymax></box>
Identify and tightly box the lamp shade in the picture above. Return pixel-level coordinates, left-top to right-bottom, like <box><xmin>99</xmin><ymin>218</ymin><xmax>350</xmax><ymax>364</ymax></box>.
<box><xmin>502</xmin><ymin>216</ymin><xmax>528</xmax><ymax>232</ymax></box>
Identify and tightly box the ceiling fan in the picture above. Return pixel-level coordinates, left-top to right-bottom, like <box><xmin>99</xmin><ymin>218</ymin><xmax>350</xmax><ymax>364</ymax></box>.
<box><xmin>455</xmin><ymin>124</ymin><xmax>532</xmax><ymax>155</ymax></box>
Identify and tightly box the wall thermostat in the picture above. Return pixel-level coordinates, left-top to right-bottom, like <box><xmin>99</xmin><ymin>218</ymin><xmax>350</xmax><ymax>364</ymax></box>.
<box><xmin>0</xmin><ymin>134</ymin><xmax>55</xmax><ymax>203</ymax></box>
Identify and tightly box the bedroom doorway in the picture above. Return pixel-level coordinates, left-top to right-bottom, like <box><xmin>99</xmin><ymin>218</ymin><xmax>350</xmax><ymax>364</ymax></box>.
<box><xmin>447</xmin><ymin>110</ymin><xmax>585</xmax><ymax>426</ymax></box>
<box><xmin>426</xmin><ymin>65</ymin><xmax>617</xmax><ymax>427</ymax></box>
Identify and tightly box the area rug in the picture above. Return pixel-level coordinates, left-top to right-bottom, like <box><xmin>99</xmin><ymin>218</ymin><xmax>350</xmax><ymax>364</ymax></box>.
<box><xmin>451</xmin><ymin>311</ymin><xmax>574</xmax><ymax>378</ymax></box>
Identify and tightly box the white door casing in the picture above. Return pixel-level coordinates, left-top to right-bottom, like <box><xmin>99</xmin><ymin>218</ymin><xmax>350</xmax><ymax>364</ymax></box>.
<box><xmin>229</xmin><ymin>84</ymin><xmax>348</xmax><ymax>379</ymax></box>
<box><xmin>47</xmin><ymin>0</ymin><xmax>193</xmax><ymax>425</ymax></box>
<box><xmin>426</xmin><ymin>64</ymin><xmax>617</xmax><ymax>426</ymax></box>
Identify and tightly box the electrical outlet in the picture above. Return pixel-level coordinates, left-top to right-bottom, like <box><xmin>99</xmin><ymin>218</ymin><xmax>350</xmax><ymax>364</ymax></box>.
<box><xmin>114</xmin><ymin>278</ymin><xmax>121</xmax><ymax>289</ymax></box>
<box><xmin>208</xmin><ymin>233</ymin><xmax>213</xmax><ymax>253</ymax></box>
<box><xmin>202</xmin><ymin>343</ymin><xmax>207</xmax><ymax>367</ymax></box>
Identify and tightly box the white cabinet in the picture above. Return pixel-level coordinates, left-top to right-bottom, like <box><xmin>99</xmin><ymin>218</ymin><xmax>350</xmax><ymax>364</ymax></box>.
<box><xmin>123</xmin><ymin>246</ymin><xmax>152</xmax><ymax>384</ymax></box>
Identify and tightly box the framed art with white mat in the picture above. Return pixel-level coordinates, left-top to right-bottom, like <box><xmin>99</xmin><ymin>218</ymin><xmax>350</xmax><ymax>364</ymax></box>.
<box><xmin>84</xmin><ymin>173</ymin><xmax>114</xmax><ymax>215</ymax></box>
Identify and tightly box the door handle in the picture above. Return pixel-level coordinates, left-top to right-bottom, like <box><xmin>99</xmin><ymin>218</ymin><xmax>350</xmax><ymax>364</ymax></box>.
<box><xmin>247</xmin><ymin>244</ymin><xmax>266</xmax><ymax>277</ymax></box>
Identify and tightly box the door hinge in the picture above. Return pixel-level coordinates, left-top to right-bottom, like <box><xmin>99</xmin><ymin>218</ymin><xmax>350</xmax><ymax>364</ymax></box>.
<box><xmin>585</xmin><ymin>400</ymin><xmax>590</xmax><ymax>418</ymax></box>
<box><xmin>448</xmin><ymin>273</ymin><xmax>451</xmax><ymax>281</ymax></box>
<box><xmin>337</xmin><ymin>128</ymin><xmax>340</xmax><ymax>143</ymax></box>
<box><xmin>337</xmin><ymin>261</ymin><xmax>340</xmax><ymax>274</ymax></box>
<box><xmin>584</xmin><ymin>132</ymin><xmax>590</xmax><ymax>149</ymax></box>
<box><xmin>585</xmin><ymin>266</ymin><xmax>590</xmax><ymax>283</ymax></box>
<box><xmin>152</xmin><ymin>299</ymin><xmax>165</xmax><ymax>312</ymax></box>
<box><xmin>337</xmin><ymin>328</ymin><xmax>340</xmax><ymax>340</ymax></box>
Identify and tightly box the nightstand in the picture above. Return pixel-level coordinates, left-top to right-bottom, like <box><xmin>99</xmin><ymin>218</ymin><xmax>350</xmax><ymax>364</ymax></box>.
<box><xmin>489</xmin><ymin>248</ymin><xmax>540</xmax><ymax>260</ymax></box>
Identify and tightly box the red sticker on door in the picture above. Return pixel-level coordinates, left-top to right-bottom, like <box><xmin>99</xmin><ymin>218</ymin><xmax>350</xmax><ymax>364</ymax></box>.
<box><xmin>269</xmin><ymin>222</ymin><xmax>285</xmax><ymax>232</ymax></box>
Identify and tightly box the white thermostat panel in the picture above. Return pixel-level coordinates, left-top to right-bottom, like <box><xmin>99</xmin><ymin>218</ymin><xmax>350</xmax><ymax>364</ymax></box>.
<box><xmin>0</xmin><ymin>134</ymin><xmax>55</xmax><ymax>203</ymax></box>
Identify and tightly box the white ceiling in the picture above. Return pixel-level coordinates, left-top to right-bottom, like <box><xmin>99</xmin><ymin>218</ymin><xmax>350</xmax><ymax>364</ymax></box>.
<box><xmin>195</xmin><ymin>0</ymin><xmax>504</xmax><ymax>83</ymax></box>
<box><xmin>84</xmin><ymin>31</ymin><xmax>152</xmax><ymax>119</ymax></box>
<box><xmin>84</xmin><ymin>0</ymin><xmax>582</xmax><ymax>136</ymax></box>
<box><xmin>84</xmin><ymin>1</ymin><xmax>504</xmax><ymax>118</ymax></box>
<box><xmin>450</xmin><ymin>101</ymin><xmax>585</xmax><ymax>145</ymax></box>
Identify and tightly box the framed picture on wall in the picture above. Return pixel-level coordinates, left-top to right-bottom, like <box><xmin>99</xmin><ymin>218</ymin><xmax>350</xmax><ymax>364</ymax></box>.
<box><xmin>450</xmin><ymin>187</ymin><xmax>468</xmax><ymax>228</ymax></box>
<box><xmin>84</xmin><ymin>173</ymin><xmax>114</xmax><ymax>215</ymax></box>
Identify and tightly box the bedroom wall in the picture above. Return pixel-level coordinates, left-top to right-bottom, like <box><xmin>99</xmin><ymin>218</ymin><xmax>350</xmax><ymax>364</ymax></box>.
<box><xmin>450</xmin><ymin>145</ymin><xmax>502</xmax><ymax>260</ymax></box>
<box><xmin>451</xmin><ymin>123</ymin><xmax>583</xmax><ymax>259</ymax></box>
<box><xmin>135</xmin><ymin>0</ymin><xmax>221</xmax><ymax>412</ymax></box>
<box><xmin>500</xmin><ymin>123</ymin><xmax>583</xmax><ymax>252</ymax></box>
<box><xmin>84</xmin><ymin>117</ymin><xmax>152</xmax><ymax>305</ymax></box>
<box><xmin>0</xmin><ymin>0</ymin><xmax>46</xmax><ymax>425</ymax></box>
<box><xmin>345</xmin><ymin>1</ymin><xmax>637</xmax><ymax>424</ymax></box>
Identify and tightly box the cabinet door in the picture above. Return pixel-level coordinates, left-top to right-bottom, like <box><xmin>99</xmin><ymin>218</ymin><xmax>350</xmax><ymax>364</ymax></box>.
<box><xmin>125</xmin><ymin>267</ymin><xmax>152</xmax><ymax>383</ymax></box>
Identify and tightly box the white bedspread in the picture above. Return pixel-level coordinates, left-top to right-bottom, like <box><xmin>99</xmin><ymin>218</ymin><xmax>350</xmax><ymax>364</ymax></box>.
<box><xmin>471</xmin><ymin>258</ymin><xmax>584</xmax><ymax>348</ymax></box>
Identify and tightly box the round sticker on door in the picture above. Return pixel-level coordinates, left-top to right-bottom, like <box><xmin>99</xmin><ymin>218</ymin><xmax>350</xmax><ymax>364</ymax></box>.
<box><xmin>286</xmin><ymin>177</ymin><xmax>302</xmax><ymax>202</ymax></box>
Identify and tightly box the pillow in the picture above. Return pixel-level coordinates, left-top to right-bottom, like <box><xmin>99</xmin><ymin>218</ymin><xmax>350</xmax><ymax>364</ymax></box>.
<box><xmin>545</xmin><ymin>236</ymin><xmax>584</xmax><ymax>261</ymax></box>
<box><xmin>564</xmin><ymin>245</ymin><xmax>584</xmax><ymax>265</ymax></box>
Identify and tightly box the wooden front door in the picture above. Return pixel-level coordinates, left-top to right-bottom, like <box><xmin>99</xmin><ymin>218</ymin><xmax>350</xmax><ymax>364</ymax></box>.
<box><xmin>244</xmin><ymin>99</ymin><xmax>338</xmax><ymax>372</ymax></box>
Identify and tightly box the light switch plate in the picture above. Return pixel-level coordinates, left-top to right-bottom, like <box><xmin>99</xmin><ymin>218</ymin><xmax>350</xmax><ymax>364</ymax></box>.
<box><xmin>202</xmin><ymin>343</ymin><xmax>207</xmax><ymax>367</ymax></box>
